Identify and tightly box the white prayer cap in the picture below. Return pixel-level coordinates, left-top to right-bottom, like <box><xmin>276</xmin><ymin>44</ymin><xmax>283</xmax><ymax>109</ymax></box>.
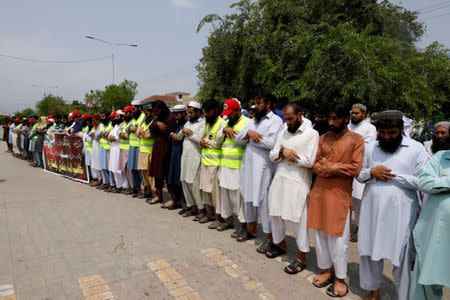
<box><xmin>48</xmin><ymin>118</ymin><xmax>55</xmax><ymax>123</ymax></box>
<box><xmin>131</xmin><ymin>99</ymin><xmax>142</xmax><ymax>106</ymax></box>
<box><xmin>173</xmin><ymin>104</ymin><xmax>186</xmax><ymax>112</ymax></box>
<box><xmin>116</xmin><ymin>110</ymin><xmax>125</xmax><ymax>115</ymax></box>
<box><xmin>188</xmin><ymin>101</ymin><xmax>202</xmax><ymax>110</ymax></box>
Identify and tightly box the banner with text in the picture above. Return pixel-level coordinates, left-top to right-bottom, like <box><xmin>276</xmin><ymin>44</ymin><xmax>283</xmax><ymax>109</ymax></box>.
<box><xmin>43</xmin><ymin>132</ymin><xmax>89</xmax><ymax>183</ymax></box>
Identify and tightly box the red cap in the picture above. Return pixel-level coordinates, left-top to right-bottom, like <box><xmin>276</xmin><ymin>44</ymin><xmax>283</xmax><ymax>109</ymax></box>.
<box><xmin>81</xmin><ymin>113</ymin><xmax>91</xmax><ymax>120</ymax></box>
<box><xmin>69</xmin><ymin>111</ymin><xmax>80</xmax><ymax>119</ymax></box>
<box><xmin>28</xmin><ymin>118</ymin><xmax>34</xmax><ymax>123</ymax></box>
<box><xmin>15</xmin><ymin>118</ymin><xmax>20</xmax><ymax>122</ymax></box>
<box><xmin>123</xmin><ymin>105</ymin><xmax>133</xmax><ymax>113</ymax></box>
<box><xmin>221</xmin><ymin>98</ymin><xmax>241</xmax><ymax>116</ymax></box>
<box><xmin>47</xmin><ymin>115</ymin><xmax>53</xmax><ymax>119</ymax></box>
<box><xmin>109</xmin><ymin>111</ymin><xmax>117</xmax><ymax>119</ymax></box>
<box><xmin>92</xmin><ymin>113</ymin><xmax>100</xmax><ymax>120</ymax></box>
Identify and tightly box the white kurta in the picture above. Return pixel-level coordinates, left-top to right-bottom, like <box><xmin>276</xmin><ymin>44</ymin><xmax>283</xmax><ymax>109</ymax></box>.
<box><xmin>238</xmin><ymin>111</ymin><xmax>284</xmax><ymax>207</ymax></box>
<box><xmin>348</xmin><ymin>120</ymin><xmax>377</xmax><ymax>199</ymax></box>
<box><xmin>357</xmin><ymin>137</ymin><xmax>428</xmax><ymax>266</ymax></box>
<box><xmin>108</xmin><ymin>124</ymin><xmax>121</xmax><ymax>173</ymax></box>
<box><xmin>268</xmin><ymin>123</ymin><xmax>319</xmax><ymax>222</ymax></box>
<box><xmin>178</xmin><ymin>118</ymin><xmax>205</xmax><ymax>184</ymax></box>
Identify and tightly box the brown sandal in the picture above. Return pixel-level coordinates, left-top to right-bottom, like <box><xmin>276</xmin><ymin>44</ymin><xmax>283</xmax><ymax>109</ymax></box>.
<box><xmin>148</xmin><ymin>196</ymin><xmax>161</xmax><ymax>205</ymax></box>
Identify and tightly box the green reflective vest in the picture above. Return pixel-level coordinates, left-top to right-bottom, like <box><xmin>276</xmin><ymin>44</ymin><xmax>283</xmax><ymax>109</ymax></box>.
<box><xmin>99</xmin><ymin>122</ymin><xmax>113</xmax><ymax>150</ymax></box>
<box><xmin>129</xmin><ymin>113</ymin><xmax>145</xmax><ymax>147</ymax></box>
<box><xmin>139</xmin><ymin>120</ymin><xmax>154</xmax><ymax>153</ymax></box>
<box><xmin>119</xmin><ymin>121</ymin><xmax>131</xmax><ymax>150</ymax></box>
<box><xmin>30</xmin><ymin>124</ymin><xmax>38</xmax><ymax>140</ymax></box>
<box><xmin>201</xmin><ymin>117</ymin><xmax>224</xmax><ymax>166</ymax></box>
<box><xmin>221</xmin><ymin>116</ymin><xmax>248</xmax><ymax>169</ymax></box>
<box><xmin>83</xmin><ymin>126</ymin><xmax>92</xmax><ymax>152</ymax></box>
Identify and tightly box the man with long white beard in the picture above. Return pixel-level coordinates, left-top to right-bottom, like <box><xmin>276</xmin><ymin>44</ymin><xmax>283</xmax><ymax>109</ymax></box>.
<box><xmin>357</xmin><ymin>110</ymin><xmax>428</xmax><ymax>300</ymax></box>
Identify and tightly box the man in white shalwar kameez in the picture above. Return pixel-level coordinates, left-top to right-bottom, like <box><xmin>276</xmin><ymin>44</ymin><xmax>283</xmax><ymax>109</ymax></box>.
<box><xmin>348</xmin><ymin>103</ymin><xmax>377</xmax><ymax>241</ymax></box>
<box><xmin>236</xmin><ymin>94</ymin><xmax>284</xmax><ymax>252</ymax></box>
<box><xmin>265</xmin><ymin>103</ymin><xmax>319</xmax><ymax>275</ymax></box>
<box><xmin>171</xmin><ymin>101</ymin><xmax>205</xmax><ymax>218</ymax></box>
<box><xmin>108</xmin><ymin>110</ymin><xmax>128</xmax><ymax>193</ymax></box>
<box><xmin>357</xmin><ymin>110</ymin><xmax>428</xmax><ymax>300</ymax></box>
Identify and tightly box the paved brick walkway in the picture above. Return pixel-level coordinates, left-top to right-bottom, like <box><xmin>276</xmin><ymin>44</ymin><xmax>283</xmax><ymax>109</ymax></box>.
<box><xmin>0</xmin><ymin>150</ymin><xmax>448</xmax><ymax>299</ymax></box>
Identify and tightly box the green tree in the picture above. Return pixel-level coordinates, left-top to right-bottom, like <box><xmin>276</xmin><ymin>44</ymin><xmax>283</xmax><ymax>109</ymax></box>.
<box><xmin>35</xmin><ymin>94</ymin><xmax>69</xmax><ymax>116</ymax></box>
<box><xmin>69</xmin><ymin>100</ymin><xmax>87</xmax><ymax>113</ymax></box>
<box><xmin>197</xmin><ymin>0</ymin><xmax>450</xmax><ymax>119</ymax></box>
<box><xmin>14</xmin><ymin>108</ymin><xmax>35</xmax><ymax>118</ymax></box>
<box><xmin>84</xmin><ymin>80</ymin><xmax>138</xmax><ymax>113</ymax></box>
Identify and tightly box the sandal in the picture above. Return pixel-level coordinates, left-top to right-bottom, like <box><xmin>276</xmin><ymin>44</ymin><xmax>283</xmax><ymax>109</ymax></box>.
<box><xmin>208</xmin><ymin>220</ymin><xmax>221</xmax><ymax>229</ymax></box>
<box><xmin>235</xmin><ymin>231</ymin><xmax>256</xmax><ymax>242</ymax></box>
<box><xmin>178</xmin><ymin>207</ymin><xmax>188</xmax><ymax>215</ymax></box>
<box><xmin>312</xmin><ymin>273</ymin><xmax>335</xmax><ymax>288</ymax></box>
<box><xmin>265</xmin><ymin>244</ymin><xmax>287</xmax><ymax>258</ymax></box>
<box><xmin>161</xmin><ymin>199</ymin><xmax>175</xmax><ymax>209</ymax></box>
<box><xmin>192</xmin><ymin>213</ymin><xmax>205</xmax><ymax>221</ymax></box>
<box><xmin>148</xmin><ymin>196</ymin><xmax>161</xmax><ymax>205</ymax></box>
<box><xmin>182</xmin><ymin>210</ymin><xmax>198</xmax><ymax>217</ymax></box>
<box><xmin>326</xmin><ymin>281</ymin><xmax>348</xmax><ymax>298</ymax></box>
<box><xmin>167</xmin><ymin>203</ymin><xmax>181</xmax><ymax>210</ymax></box>
<box><xmin>284</xmin><ymin>259</ymin><xmax>307</xmax><ymax>274</ymax></box>
<box><xmin>217</xmin><ymin>223</ymin><xmax>234</xmax><ymax>232</ymax></box>
<box><xmin>199</xmin><ymin>216</ymin><xmax>215</xmax><ymax>224</ymax></box>
<box><xmin>256</xmin><ymin>239</ymin><xmax>273</xmax><ymax>254</ymax></box>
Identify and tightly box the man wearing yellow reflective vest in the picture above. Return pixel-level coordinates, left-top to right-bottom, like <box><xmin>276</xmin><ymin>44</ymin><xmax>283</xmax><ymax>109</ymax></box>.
<box><xmin>217</xmin><ymin>99</ymin><xmax>248</xmax><ymax>233</ymax></box>
<box><xmin>198</xmin><ymin>99</ymin><xmax>226</xmax><ymax>227</ymax></box>
<box><xmin>137</xmin><ymin>103</ymin><xmax>155</xmax><ymax>200</ymax></box>
<box><xmin>96</xmin><ymin>112</ymin><xmax>113</xmax><ymax>190</ymax></box>
<box><xmin>81</xmin><ymin>114</ymin><xmax>97</xmax><ymax>182</ymax></box>
<box><xmin>128</xmin><ymin>100</ymin><xmax>146</xmax><ymax>195</ymax></box>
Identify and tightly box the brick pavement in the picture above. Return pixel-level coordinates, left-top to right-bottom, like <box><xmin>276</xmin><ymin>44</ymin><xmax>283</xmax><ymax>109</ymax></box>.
<box><xmin>0</xmin><ymin>150</ymin><xmax>448</xmax><ymax>299</ymax></box>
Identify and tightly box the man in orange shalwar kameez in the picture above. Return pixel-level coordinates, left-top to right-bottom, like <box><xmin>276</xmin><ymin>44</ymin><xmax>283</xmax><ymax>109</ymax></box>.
<box><xmin>308</xmin><ymin>105</ymin><xmax>364</xmax><ymax>298</ymax></box>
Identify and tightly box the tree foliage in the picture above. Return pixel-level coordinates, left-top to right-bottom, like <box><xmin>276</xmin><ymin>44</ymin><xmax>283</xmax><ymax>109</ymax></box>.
<box><xmin>196</xmin><ymin>0</ymin><xmax>450</xmax><ymax>119</ymax></box>
<box><xmin>14</xmin><ymin>108</ymin><xmax>35</xmax><ymax>118</ymax></box>
<box><xmin>36</xmin><ymin>94</ymin><xmax>69</xmax><ymax>116</ymax></box>
<box><xmin>84</xmin><ymin>80</ymin><xmax>138</xmax><ymax>113</ymax></box>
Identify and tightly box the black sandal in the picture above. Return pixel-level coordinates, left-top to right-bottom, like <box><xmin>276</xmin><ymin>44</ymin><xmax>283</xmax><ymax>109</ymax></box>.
<box><xmin>265</xmin><ymin>244</ymin><xmax>287</xmax><ymax>258</ymax></box>
<box><xmin>284</xmin><ymin>259</ymin><xmax>307</xmax><ymax>274</ymax></box>
<box><xmin>235</xmin><ymin>231</ymin><xmax>256</xmax><ymax>242</ymax></box>
<box><xmin>312</xmin><ymin>274</ymin><xmax>335</xmax><ymax>288</ymax></box>
<box><xmin>256</xmin><ymin>239</ymin><xmax>273</xmax><ymax>254</ymax></box>
<box><xmin>217</xmin><ymin>223</ymin><xmax>234</xmax><ymax>232</ymax></box>
<box><xmin>326</xmin><ymin>282</ymin><xmax>348</xmax><ymax>298</ymax></box>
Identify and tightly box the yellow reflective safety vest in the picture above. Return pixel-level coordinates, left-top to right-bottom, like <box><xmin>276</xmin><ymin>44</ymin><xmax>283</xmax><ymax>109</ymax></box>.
<box><xmin>119</xmin><ymin>121</ymin><xmax>131</xmax><ymax>151</ymax></box>
<box><xmin>201</xmin><ymin>117</ymin><xmax>224</xmax><ymax>166</ymax></box>
<box><xmin>139</xmin><ymin>120</ymin><xmax>154</xmax><ymax>153</ymax></box>
<box><xmin>30</xmin><ymin>124</ymin><xmax>38</xmax><ymax>140</ymax></box>
<box><xmin>99</xmin><ymin>122</ymin><xmax>113</xmax><ymax>150</ymax></box>
<box><xmin>220</xmin><ymin>116</ymin><xmax>248</xmax><ymax>169</ymax></box>
<box><xmin>129</xmin><ymin>113</ymin><xmax>145</xmax><ymax>147</ymax></box>
<box><xmin>83</xmin><ymin>126</ymin><xmax>92</xmax><ymax>152</ymax></box>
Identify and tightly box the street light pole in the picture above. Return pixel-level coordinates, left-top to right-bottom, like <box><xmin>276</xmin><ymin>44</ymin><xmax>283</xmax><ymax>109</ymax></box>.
<box><xmin>84</xmin><ymin>35</ymin><xmax>138</xmax><ymax>84</ymax></box>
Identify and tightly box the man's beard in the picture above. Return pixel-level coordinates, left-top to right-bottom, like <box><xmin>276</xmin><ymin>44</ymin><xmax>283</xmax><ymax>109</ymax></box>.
<box><xmin>254</xmin><ymin>109</ymin><xmax>267</xmax><ymax>123</ymax></box>
<box><xmin>133</xmin><ymin>111</ymin><xmax>141</xmax><ymax>118</ymax></box>
<box><xmin>227</xmin><ymin>115</ymin><xmax>239</xmax><ymax>127</ymax></box>
<box><xmin>112</xmin><ymin>119</ymin><xmax>121</xmax><ymax>125</ymax></box>
<box><xmin>329</xmin><ymin>121</ymin><xmax>347</xmax><ymax>134</ymax></box>
<box><xmin>351</xmin><ymin>118</ymin><xmax>362</xmax><ymax>125</ymax></box>
<box><xmin>124</xmin><ymin>115</ymin><xmax>132</xmax><ymax>122</ymax></box>
<box><xmin>287</xmin><ymin>119</ymin><xmax>301</xmax><ymax>134</ymax></box>
<box><xmin>379</xmin><ymin>134</ymin><xmax>403</xmax><ymax>153</ymax></box>
<box><xmin>189</xmin><ymin>115</ymin><xmax>199</xmax><ymax>123</ymax></box>
<box><xmin>431</xmin><ymin>136</ymin><xmax>450</xmax><ymax>154</ymax></box>
<box><xmin>101</xmin><ymin>118</ymin><xmax>108</xmax><ymax>125</ymax></box>
<box><xmin>205</xmin><ymin>115</ymin><xmax>217</xmax><ymax>125</ymax></box>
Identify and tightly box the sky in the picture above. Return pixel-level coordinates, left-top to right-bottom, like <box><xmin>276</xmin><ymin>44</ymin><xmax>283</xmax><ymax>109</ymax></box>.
<box><xmin>0</xmin><ymin>0</ymin><xmax>449</xmax><ymax>114</ymax></box>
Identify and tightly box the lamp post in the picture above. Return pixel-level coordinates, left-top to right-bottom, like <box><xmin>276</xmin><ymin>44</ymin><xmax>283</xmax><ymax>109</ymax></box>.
<box><xmin>84</xmin><ymin>35</ymin><xmax>138</xmax><ymax>84</ymax></box>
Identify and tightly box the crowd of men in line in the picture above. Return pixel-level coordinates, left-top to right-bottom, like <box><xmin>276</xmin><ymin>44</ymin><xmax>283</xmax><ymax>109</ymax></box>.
<box><xmin>1</xmin><ymin>95</ymin><xmax>449</xmax><ymax>300</ymax></box>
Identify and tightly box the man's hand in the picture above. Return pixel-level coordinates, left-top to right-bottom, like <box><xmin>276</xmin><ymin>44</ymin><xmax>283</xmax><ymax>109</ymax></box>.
<box><xmin>199</xmin><ymin>138</ymin><xmax>210</xmax><ymax>148</ymax></box>
<box><xmin>129</xmin><ymin>126</ymin><xmax>137</xmax><ymax>133</ymax></box>
<box><xmin>108</xmin><ymin>136</ymin><xmax>116</xmax><ymax>142</ymax></box>
<box><xmin>170</xmin><ymin>133</ymin><xmax>179</xmax><ymax>141</ymax></box>
<box><xmin>247</xmin><ymin>130</ymin><xmax>263</xmax><ymax>143</ymax></box>
<box><xmin>370</xmin><ymin>165</ymin><xmax>396</xmax><ymax>181</ymax></box>
<box><xmin>282</xmin><ymin>147</ymin><xmax>300</xmax><ymax>162</ymax></box>
<box><xmin>156</xmin><ymin>121</ymin><xmax>166</xmax><ymax>131</ymax></box>
<box><xmin>182</xmin><ymin>128</ymin><xmax>193</xmax><ymax>137</ymax></box>
<box><xmin>119</xmin><ymin>132</ymin><xmax>127</xmax><ymax>139</ymax></box>
<box><xmin>223</xmin><ymin>127</ymin><xmax>237</xmax><ymax>139</ymax></box>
